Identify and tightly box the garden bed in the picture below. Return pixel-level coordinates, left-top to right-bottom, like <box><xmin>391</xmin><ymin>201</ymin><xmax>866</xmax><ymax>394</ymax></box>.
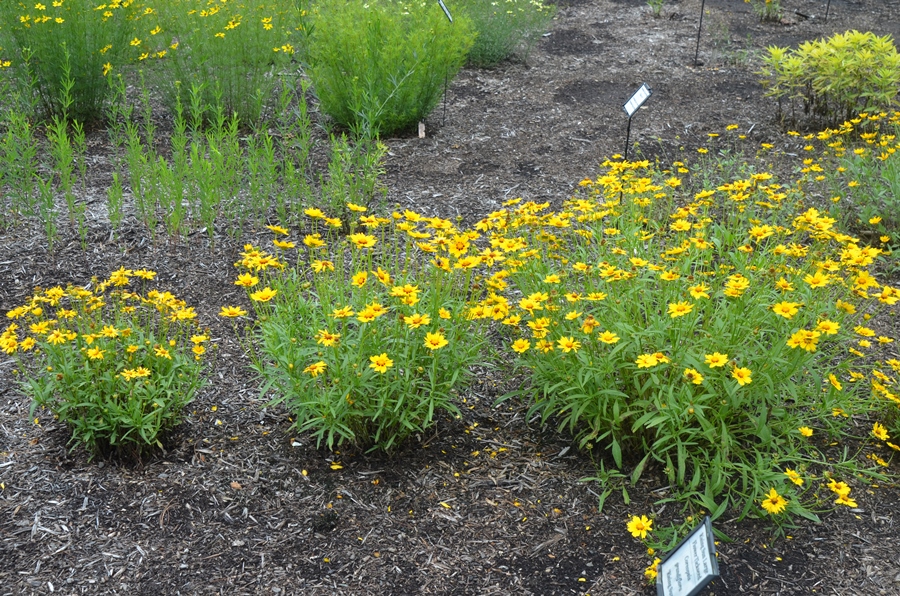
<box><xmin>2</xmin><ymin>0</ymin><xmax>900</xmax><ymax>594</ymax></box>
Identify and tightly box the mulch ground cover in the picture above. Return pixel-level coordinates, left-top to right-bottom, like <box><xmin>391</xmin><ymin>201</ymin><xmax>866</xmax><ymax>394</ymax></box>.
<box><xmin>3</xmin><ymin>0</ymin><xmax>900</xmax><ymax>593</ymax></box>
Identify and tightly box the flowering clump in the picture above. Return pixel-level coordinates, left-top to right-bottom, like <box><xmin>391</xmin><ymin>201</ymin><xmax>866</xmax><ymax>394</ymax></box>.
<box><xmin>0</xmin><ymin>0</ymin><xmax>139</xmax><ymax>120</ymax></box>
<box><xmin>5</xmin><ymin>268</ymin><xmax>208</xmax><ymax>457</ymax></box>
<box><xmin>232</xmin><ymin>206</ymin><xmax>488</xmax><ymax>450</ymax></box>
<box><xmin>485</xmin><ymin>149</ymin><xmax>898</xmax><ymax>517</ymax></box>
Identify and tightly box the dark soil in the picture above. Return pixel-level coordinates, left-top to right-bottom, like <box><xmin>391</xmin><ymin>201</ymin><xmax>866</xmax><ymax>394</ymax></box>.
<box><xmin>3</xmin><ymin>0</ymin><xmax>900</xmax><ymax>594</ymax></box>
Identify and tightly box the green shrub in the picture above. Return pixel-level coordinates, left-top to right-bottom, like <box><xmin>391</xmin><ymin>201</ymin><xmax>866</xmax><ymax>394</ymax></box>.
<box><xmin>227</xmin><ymin>209</ymin><xmax>487</xmax><ymax>451</ymax></box>
<box><xmin>4</xmin><ymin>268</ymin><xmax>208</xmax><ymax>458</ymax></box>
<box><xmin>0</xmin><ymin>0</ymin><xmax>137</xmax><ymax>120</ymax></box>
<box><xmin>306</xmin><ymin>0</ymin><xmax>474</xmax><ymax>136</ymax></box>
<box><xmin>484</xmin><ymin>157</ymin><xmax>898</xmax><ymax>517</ymax></box>
<box><xmin>760</xmin><ymin>31</ymin><xmax>900</xmax><ymax>127</ymax></box>
<box><xmin>138</xmin><ymin>0</ymin><xmax>303</xmax><ymax>124</ymax></box>
<box><xmin>455</xmin><ymin>0</ymin><xmax>555</xmax><ymax>67</ymax></box>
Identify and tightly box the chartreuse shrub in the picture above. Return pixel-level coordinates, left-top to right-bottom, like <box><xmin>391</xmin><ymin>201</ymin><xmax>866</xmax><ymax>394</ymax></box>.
<box><xmin>760</xmin><ymin>31</ymin><xmax>900</xmax><ymax>127</ymax></box>
<box><xmin>306</xmin><ymin>0</ymin><xmax>474</xmax><ymax>136</ymax></box>
<box><xmin>2</xmin><ymin>268</ymin><xmax>208</xmax><ymax>457</ymax></box>
<box><xmin>225</xmin><ymin>208</ymin><xmax>488</xmax><ymax>450</ymax></box>
<box><xmin>0</xmin><ymin>0</ymin><xmax>137</xmax><ymax>120</ymax></box>
<box><xmin>477</xmin><ymin>155</ymin><xmax>898</xmax><ymax>520</ymax></box>
<box><xmin>138</xmin><ymin>0</ymin><xmax>303</xmax><ymax>124</ymax></box>
<box><xmin>454</xmin><ymin>0</ymin><xmax>555</xmax><ymax>67</ymax></box>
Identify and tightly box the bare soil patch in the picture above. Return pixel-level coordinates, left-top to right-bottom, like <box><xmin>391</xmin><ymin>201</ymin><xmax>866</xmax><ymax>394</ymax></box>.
<box><xmin>3</xmin><ymin>1</ymin><xmax>900</xmax><ymax>594</ymax></box>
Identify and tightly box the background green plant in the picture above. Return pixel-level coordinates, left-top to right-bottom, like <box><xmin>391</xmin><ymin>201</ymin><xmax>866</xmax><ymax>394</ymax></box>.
<box><xmin>5</xmin><ymin>270</ymin><xmax>208</xmax><ymax>458</ymax></box>
<box><xmin>760</xmin><ymin>31</ymin><xmax>900</xmax><ymax>127</ymax></box>
<box><xmin>744</xmin><ymin>0</ymin><xmax>782</xmax><ymax>22</ymax></box>
<box><xmin>0</xmin><ymin>0</ymin><xmax>136</xmax><ymax>121</ymax></box>
<box><xmin>306</xmin><ymin>0</ymin><xmax>474</xmax><ymax>136</ymax></box>
<box><xmin>647</xmin><ymin>0</ymin><xmax>664</xmax><ymax>18</ymax></box>
<box><xmin>454</xmin><ymin>0</ymin><xmax>555</xmax><ymax>67</ymax></box>
<box><xmin>140</xmin><ymin>0</ymin><xmax>303</xmax><ymax>124</ymax></box>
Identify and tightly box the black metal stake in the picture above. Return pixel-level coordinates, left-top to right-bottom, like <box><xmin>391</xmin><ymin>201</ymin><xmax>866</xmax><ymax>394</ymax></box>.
<box><xmin>624</xmin><ymin>116</ymin><xmax>633</xmax><ymax>161</ymax></box>
<box><xmin>694</xmin><ymin>0</ymin><xmax>706</xmax><ymax>65</ymax></box>
<box><xmin>824</xmin><ymin>0</ymin><xmax>831</xmax><ymax>21</ymax></box>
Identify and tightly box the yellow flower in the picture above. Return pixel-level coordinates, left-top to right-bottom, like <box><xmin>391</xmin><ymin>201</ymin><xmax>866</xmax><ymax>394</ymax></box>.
<box><xmin>219</xmin><ymin>305</ymin><xmax>248</xmax><ymax>317</ymax></box>
<box><xmin>644</xmin><ymin>557</ymin><xmax>661</xmax><ymax>581</ymax></box>
<box><xmin>102</xmin><ymin>62</ymin><xmax>112</xmax><ymax>76</ymax></box>
<box><xmin>311</xmin><ymin>260</ymin><xmax>334</xmax><ymax>273</ymax></box>
<box><xmin>349</xmin><ymin>233</ymin><xmax>377</xmax><ymax>249</ymax></box>
<box><xmin>119</xmin><ymin>367</ymin><xmax>151</xmax><ymax>381</ymax></box>
<box><xmin>828</xmin><ymin>374</ymin><xmax>842</xmax><ymax>391</ymax></box>
<box><xmin>771</xmin><ymin>301</ymin><xmax>802</xmax><ymax>319</ymax></box>
<box><xmin>731</xmin><ymin>366</ymin><xmax>752</xmax><ymax>386</ymax></box>
<box><xmin>626</xmin><ymin>515</ymin><xmax>653</xmax><ymax>539</ymax></box>
<box><xmin>816</xmin><ymin>320</ymin><xmax>840</xmax><ymax>335</ymax></box>
<box><xmin>273</xmin><ymin>239</ymin><xmax>295</xmax><ymax>249</ymax></box>
<box><xmin>369</xmin><ymin>353</ymin><xmax>394</xmax><ymax>374</ymax></box>
<box><xmin>784</xmin><ymin>468</ymin><xmax>803</xmax><ymax>486</ymax></box>
<box><xmin>835</xmin><ymin>493</ymin><xmax>858</xmax><ymax>508</ymax></box>
<box><xmin>787</xmin><ymin>329</ymin><xmax>820</xmax><ymax>352</ymax></box>
<box><xmin>667</xmin><ymin>301</ymin><xmax>694</xmax><ymax>318</ymax></box>
<box><xmin>315</xmin><ymin>329</ymin><xmax>340</xmax><ymax>347</ymax></box>
<box><xmin>761</xmin><ymin>488</ymin><xmax>788</xmax><ymax>515</ymax></box>
<box><xmin>266</xmin><ymin>224</ymin><xmax>289</xmax><ymax>235</ymax></box>
<box><xmin>556</xmin><ymin>336</ymin><xmax>581</xmax><ymax>353</ymax></box>
<box><xmin>873</xmin><ymin>422</ymin><xmax>890</xmax><ymax>441</ymax></box>
<box><xmin>424</xmin><ymin>332</ymin><xmax>449</xmax><ymax>351</ymax></box>
<box><xmin>250</xmin><ymin>287</ymin><xmax>278</xmax><ymax>302</ymax></box>
<box><xmin>598</xmin><ymin>330</ymin><xmax>620</xmax><ymax>344</ymax></box>
<box><xmin>86</xmin><ymin>347</ymin><xmax>105</xmax><ymax>360</ymax></box>
<box><xmin>303</xmin><ymin>361</ymin><xmax>327</xmax><ymax>378</ymax></box>
<box><xmin>704</xmin><ymin>352</ymin><xmax>728</xmax><ymax>368</ymax></box>
<box><xmin>635</xmin><ymin>354</ymin><xmax>659</xmax><ymax>369</ymax></box>
<box><xmin>403</xmin><ymin>313</ymin><xmax>431</xmax><ymax>329</ymax></box>
<box><xmin>511</xmin><ymin>338</ymin><xmax>530</xmax><ymax>353</ymax></box>
<box><xmin>332</xmin><ymin>306</ymin><xmax>354</xmax><ymax>319</ymax></box>
<box><xmin>234</xmin><ymin>273</ymin><xmax>259</xmax><ymax>287</ymax></box>
<box><xmin>351</xmin><ymin>271</ymin><xmax>368</xmax><ymax>287</ymax></box>
<box><xmin>683</xmin><ymin>368</ymin><xmax>704</xmax><ymax>385</ymax></box>
<box><xmin>689</xmin><ymin>284</ymin><xmax>710</xmax><ymax>299</ymax></box>
<box><xmin>798</xmin><ymin>426</ymin><xmax>813</xmax><ymax>437</ymax></box>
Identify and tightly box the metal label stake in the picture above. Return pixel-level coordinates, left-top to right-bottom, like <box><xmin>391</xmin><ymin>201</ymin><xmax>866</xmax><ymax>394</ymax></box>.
<box><xmin>694</xmin><ymin>0</ymin><xmax>706</xmax><ymax>65</ymax></box>
<box><xmin>623</xmin><ymin>83</ymin><xmax>652</xmax><ymax>161</ymax></box>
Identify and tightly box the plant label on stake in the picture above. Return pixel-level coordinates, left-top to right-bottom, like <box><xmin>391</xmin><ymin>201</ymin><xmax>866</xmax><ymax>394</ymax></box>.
<box><xmin>656</xmin><ymin>516</ymin><xmax>720</xmax><ymax>596</ymax></box>
<box><xmin>622</xmin><ymin>83</ymin><xmax>652</xmax><ymax>161</ymax></box>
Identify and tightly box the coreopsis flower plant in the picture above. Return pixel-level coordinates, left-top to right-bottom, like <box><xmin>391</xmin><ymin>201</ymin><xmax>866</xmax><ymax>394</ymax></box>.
<box><xmin>236</xmin><ymin>218</ymin><xmax>486</xmax><ymax>451</ymax></box>
<box><xmin>9</xmin><ymin>270</ymin><xmax>207</xmax><ymax>457</ymax></box>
